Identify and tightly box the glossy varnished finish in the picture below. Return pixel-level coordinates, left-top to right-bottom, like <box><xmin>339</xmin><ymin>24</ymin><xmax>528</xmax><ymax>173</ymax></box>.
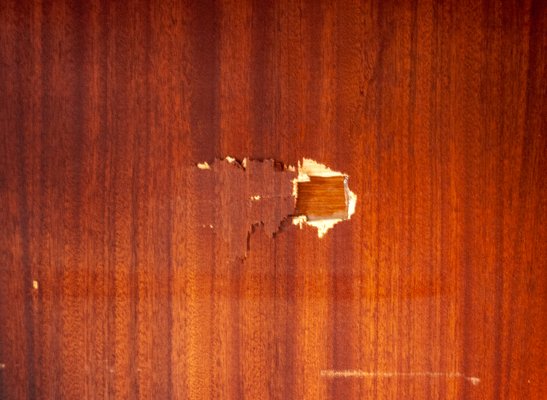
<box><xmin>0</xmin><ymin>0</ymin><xmax>545</xmax><ymax>398</ymax></box>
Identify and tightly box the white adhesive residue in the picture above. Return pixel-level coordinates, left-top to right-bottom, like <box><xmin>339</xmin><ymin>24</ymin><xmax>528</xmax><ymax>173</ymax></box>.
<box><xmin>250</xmin><ymin>195</ymin><xmax>261</xmax><ymax>201</ymax></box>
<box><xmin>32</xmin><ymin>280</ymin><xmax>39</xmax><ymax>290</ymax></box>
<box><xmin>196</xmin><ymin>162</ymin><xmax>211</xmax><ymax>170</ymax></box>
<box><xmin>320</xmin><ymin>370</ymin><xmax>481</xmax><ymax>386</ymax></box>
<box><xmin>292</xmin><ymin>216</ymin><xmax>343</xmax><ymax>239</ymax></box>
<box><xmin>292</xmin><ymin>158</ymin><xmax>357</xmax><ymax>238</ymax></box>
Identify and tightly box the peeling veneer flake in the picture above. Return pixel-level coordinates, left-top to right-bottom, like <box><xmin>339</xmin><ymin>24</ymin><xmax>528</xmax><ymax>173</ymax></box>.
<box><xmin>193</xmin><ymin>157</ymin><xmax>297</xmax><ymax>259</ymax></box>
<box><xmin>194</xmin><ymin>156</ymin><xmax>357</xmax><ymax>257</ymax></box>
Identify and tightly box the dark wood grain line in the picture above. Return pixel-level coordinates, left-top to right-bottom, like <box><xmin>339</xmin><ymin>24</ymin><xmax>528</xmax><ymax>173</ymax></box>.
<box><xmin>188</xmin><ymin>0</ymin><xmax>221</xmax><ymax>162</ymax></box>
<box><xmin>250</xmin><ymin>0</ymin><xmax>276</xmax><ymax>158</ymax></box>
<box><xmin>37</xmin><ymin>1</ymin><xmax>62</xmax><ymax>397</ymax></box>
<box><xmin>129</xmin><ymin>125</ymin><xmax>140</xmax><ymax>400</ymax></box>
<box><xmin>164</xmin><ymin>88</ymin><xmax>175</xmax><ymax>400</ymax></box>
<box><xmin>66</xmin><ymin>2</ymin><xmax>89</xmax><ymax>397</ymax></box>
<box><xmin>15</xmin><ymin>26</ymin><xmax>36</xmax><ymax>400</ymax></box>
<box><xmin>488</xmin><ymin>1</ymin><xmax>510</xmax><ymax>397</ymax></box>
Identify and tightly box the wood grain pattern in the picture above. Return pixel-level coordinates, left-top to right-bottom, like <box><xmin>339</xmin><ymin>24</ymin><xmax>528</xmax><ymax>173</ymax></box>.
<box><xmin>1</xmin><ymin>0</ymin><xmax>545</xmax><ymax>399</ymax></box>
<box><xmin>296</xmin><ymin>176</ymin><xmax>348</xmax><ymax>219</ymax></box>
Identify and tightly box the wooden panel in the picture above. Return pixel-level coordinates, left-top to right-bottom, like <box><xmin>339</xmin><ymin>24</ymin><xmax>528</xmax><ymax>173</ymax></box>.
<box><xmin>0</xmin><ymin>0</ymin><xmax>545</xmax><ymax>398</ymax></box>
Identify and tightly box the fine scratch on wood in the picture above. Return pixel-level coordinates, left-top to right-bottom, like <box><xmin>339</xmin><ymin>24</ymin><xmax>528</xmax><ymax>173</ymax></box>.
<box><xmin>320</xmin><ymin>370</ymin><xmax>481</xmax><ymax>386</ymax></box>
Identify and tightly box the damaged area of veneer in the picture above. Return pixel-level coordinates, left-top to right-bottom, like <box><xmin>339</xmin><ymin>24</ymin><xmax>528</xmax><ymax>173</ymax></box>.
<box><xmin>193</xmin><ymin>156</ymin><xmax>357</xmax><ymax>257</ymax></box>
<box><xmin>292</xmin><ymin>158</ymin><xmax>357</xmax><ymax>238</ymax></box>
<box><xmin>191</xmin><ymin>157</ymin><xmax>296</xmax><ymax>259</ymax></box>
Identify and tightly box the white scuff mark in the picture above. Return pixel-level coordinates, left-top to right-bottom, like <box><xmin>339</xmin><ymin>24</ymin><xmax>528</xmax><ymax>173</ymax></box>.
<box><xmin>32</xmin><ymin>280</ymin><xmax>39</xmax><ymax>290</ymax></box>
<box><xmin>292</xmin><ymin>158</ymin><xmax>357</xmax><ymax>238</ymax></box>
<box><xmin>320</xmin><ymin>370</ymin><xmax>480</xmax><ymax>386</ymax></box>
<box><xmin>250</xmin><ymin>195</ymin><xmax>261</xmax><ymax>201</ymax></box>
<box><xmin>196</xmin><ymin>162</ymin><xmax>211</xmax><ymax>170</ymax></box>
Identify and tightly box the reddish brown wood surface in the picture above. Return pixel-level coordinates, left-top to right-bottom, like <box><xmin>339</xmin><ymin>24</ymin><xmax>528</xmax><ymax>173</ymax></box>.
<box><xmin>1</xmin><ymin>0</ymin><xmax>545</xmax><ymax>399</ymax></box>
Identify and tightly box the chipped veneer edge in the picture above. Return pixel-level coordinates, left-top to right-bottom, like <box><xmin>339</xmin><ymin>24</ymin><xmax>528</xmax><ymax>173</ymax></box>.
<box><xmin>292</xmin><ymin>158</ymin><xmax>357</xmax><ymax>238</ymax></box>
<box><xmin>196</xmin><ymin>156</ymin><xmax>243</xmax><ymax>170</ymax></box>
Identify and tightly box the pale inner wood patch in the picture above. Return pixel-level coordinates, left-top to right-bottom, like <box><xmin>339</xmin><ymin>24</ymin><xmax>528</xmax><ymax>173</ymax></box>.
<box><xmin>295</xmin><ymin>176</ymin><xmax>348</xmax><ymax>220</ymax></box>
